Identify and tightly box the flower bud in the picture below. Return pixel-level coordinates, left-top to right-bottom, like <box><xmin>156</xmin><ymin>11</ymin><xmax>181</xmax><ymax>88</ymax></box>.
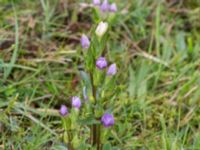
<box><xmin>59</xmin><ymin>105</ymin><xmax>68</xmax><ymax>116</ymax></box>
<box><xmin>83</xmin><ymin>86</ymin><xmax>88</xmax><ymax>101</ymax></box>
<box><xmin>96</xmin><ymin>57</ymin><xmax>108</xmax><ymax>69</ymax></box>
<box><xmin>100</xmin><ymin>0</ymin><xmax>109</xmax><ymax>12</ymax></box>
<box><xmin>72</xmin><ymin>96</ymin><xmax>81</xmax><ymax>109</ymax></box>
<box><xmin>109</xmin><ymin>3</ymin><xmax>117</xmax><ymax>12</ymax></box>
<box><xmin>107</xmin><ymin>63</ymin><xmax>117</xmax><ymax>75</ymax></box>
<box><xmin>81</xmin><ymin>34</ymin><xmax>90</xmax><ymax>49</ymax></box>
<box><xmin>101</xmin><ymin>113</ymin><xmax>114</xmax><ymax>127</ymax></box>
<box><xmin>93</xmin><ymin>0</ymin><xmax>101</xmax><ymax>5</ymax></box>
<box><xmin>95</xmin><ymin>21</ymin><xmax>108</xmax><ymax>37</ymax></box>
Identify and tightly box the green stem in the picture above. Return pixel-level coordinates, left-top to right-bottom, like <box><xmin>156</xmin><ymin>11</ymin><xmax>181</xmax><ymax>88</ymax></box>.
<box><xmin>97</xmin><ymin>124</ymin><xmax>101</xmax><ymax>150</ymax></box>
<box><xmin>90</xmin><ymin>125</ymin><xmax>93</xmax><ymax>145</ymax></box>
<box><xmin>92</xmin><ymin>124</ymin><xmax>97</xmax><ymax>146</ymax></box>
<box><xmin>62</xmin><ymin>118</ymin><xmax>74</xmax><ymax>150</ymax></box>
<box><xmin>67</xmin><ymin>130</ymin><xmax>74</xmax><ymax>150</ymax></box>
<box><xmin>89</xmin><ymin>71</ymin><xmax>99</xmax><ymax>148</ymax></box>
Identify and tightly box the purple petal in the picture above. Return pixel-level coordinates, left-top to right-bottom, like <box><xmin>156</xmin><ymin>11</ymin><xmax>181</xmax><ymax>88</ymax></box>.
<box><xmin>101</xmin><ymin>113</ymin><xmax>114</xmax><ymax>127</ymax></box>
<box><xmin>109</xmin><ymin>3</ymin><xmax>117</xmax><ymax>12</ymax></box>
<box><xmin>96</xmin><ymin>57</ymin><xmax>108</xmax><ymax>69</ymax></box>
<box><xmin>93</xmin><ymin>0</ymin><xmax>101</xmax><ymax>5</ymax></box>
<box><xmin>59</xmin><ymin>105</ymin><xmax>68</xmax><ymax>116</ymax></box>
<box><xmin>107</xmin><ymin>63</ymin><xmax>117</xmax><ymax>75</ymax></box>
<box><xmin>100</xmin><ymin>0</ymin><xmax>109</xmax><ymax>12</ymax></box>
<box><xmin>81</xmin><ymin>34</ymin><xmax>90</xmax><ymax>49</ymax></box>
<box><xmin>72</xmin><ymin>96</ymin><xmax>82</xmax><ymax>109</ymax></box>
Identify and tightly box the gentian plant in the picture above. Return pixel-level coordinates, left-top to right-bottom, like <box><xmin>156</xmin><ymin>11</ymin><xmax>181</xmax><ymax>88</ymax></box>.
<box><xmin>59</xmin><ymin>0</ymin><xmax>118</xmax><ymax>149</ymax></box>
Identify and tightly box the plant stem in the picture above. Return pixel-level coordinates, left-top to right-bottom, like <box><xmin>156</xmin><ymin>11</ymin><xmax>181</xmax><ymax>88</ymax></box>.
<box><xmin>67</xmin><ymin>130</ymin><xmax>74</xmax><ymax>150</ymax></box>
<box><xmin>92</xmin><ymin>124</ymin><xmax>97</xmax><ymax>146</ymax></box>
<box><xmin>90</xmin><ymin>125</ymin><xmax>93</xmax><ymax>145</ymax></box>
<box><xmin>97</xmin><ymin>124</ymin><xmax>101</xmax><ymax>150</ymax></box>
<box><xmin>89</xmin><ymin>71</ymin><xmax>100</xmax><ymax>148</ymax></box>
<box><xmin>62</xmin><ymin>118</ymin><xmax>74</xmax><ymax>150</ymax></box>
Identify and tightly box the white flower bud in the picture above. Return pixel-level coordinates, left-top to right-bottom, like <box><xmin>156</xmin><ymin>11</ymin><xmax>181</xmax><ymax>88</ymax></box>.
<box><xmin>95</xmin><ymin>21</ymin><xmax>108</xmax><ymax>37</ymax></box>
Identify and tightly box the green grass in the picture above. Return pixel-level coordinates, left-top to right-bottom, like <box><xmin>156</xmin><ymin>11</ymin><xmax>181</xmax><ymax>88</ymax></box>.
<box><xmin>0</xmin><ymin>0</ymin><xmax>200</xmax><ymax>149</ymax></box>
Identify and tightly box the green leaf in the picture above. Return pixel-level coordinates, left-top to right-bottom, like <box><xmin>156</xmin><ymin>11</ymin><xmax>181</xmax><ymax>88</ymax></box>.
<box><xmin>78</xmin><ymin>116</ymin><xmax>98</xmax><ymax>125</ymax></box>
<box><xmin>4</xmin><ymin>4</ymin><xmax>19</xmax><ymax>80</ymax></box>
<box><xmin>80</xmin><ymin>71</ymin><xmax>91</xmax><ymax>90</ymax></box>
<box><xmin>103</xmin><ymin>143</ymin><xmax>112</xmax><ymax>150</ymax></box>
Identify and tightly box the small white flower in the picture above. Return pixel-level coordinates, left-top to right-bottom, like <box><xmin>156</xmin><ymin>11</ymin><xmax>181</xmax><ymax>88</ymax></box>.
<box><xmin>95</xmin><ymin>21</ymin><xmax>108</xmax><ymax>37</ymax></box>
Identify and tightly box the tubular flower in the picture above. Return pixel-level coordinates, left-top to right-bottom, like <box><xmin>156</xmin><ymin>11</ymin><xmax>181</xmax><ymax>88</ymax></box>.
<box><xmin>95</xmin><ymin>21</ymin><xmax>108</xmax><ymax>37</ymax></box>
<box><xmin>72</xmin><ymin>96</ymin><xmax>82</xmax><ymax>109</ymax></box>
<box><xmin>93</xmin><ymin>0</ymin><xmax>101</xmax><ymax>5</ymax></box>
<box><xmin>96</xmin><ymin>57</ymin><xmax>108</xmax><ymax>69</ymax></box>
<box><xmin>100</xmin><ymin>0</ymin><xmax>109</xmax><ymax>12</ymax></box>
<box><xmin>59</xmin><ymin>105</ymin><xmax>68</xmax><ymax>116</ymax></box>
<box><xmin>81</xmin><ymin>34</ymin><xmax>90</xmax><ymax>49</ymax></box>
<box><xmin>109</xmin><ymin>3</ymin><xmax>117</xmax><ymax>12</ymax></box>
<box><xmin>101</xmin><ymin>113</ymin><xmax>114</xmax><ymax>127</ymax></box>
<box><xmin>107</xmin><ymin>63</ymin><xmax>117</xmax><ymax>75</ymax></box>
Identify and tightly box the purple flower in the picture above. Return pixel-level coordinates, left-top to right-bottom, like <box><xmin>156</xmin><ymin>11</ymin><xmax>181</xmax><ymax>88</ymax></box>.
<box><xmin>81</xmin><ymin>34</ymin><xmax>90</xmax><ymax>49</ymax></box>
<box><xmin>96</xmin><ymin>57</ymin><xmax>108</xmax><ymax>69</ymax></box>
<box><xmin>101</xmin><ymin>113</ymin><xmax>114</xmax><ymax>127</ymax></box>
<box><xmin>59</xmin><ymin>105</ymin><xmax>68</xmax><ymax>116</ymax></box>
<box><xmin>93</xmin><ymin>0</ymin><xmax>101</xmax><ymax>5</ymax></box>
<box><xmin>109</xmin><ymin>3</ymin><xmax>117</xmax><ymax>12</ymax></box>
<box><xmin>107</xmin><ymin>63</ymin><xmax>117</xmax><ymax>75</ymax></box>
<box><xmin>100</xmin><ymin>0</ymin><xmax>109</xmax><ymax>12</ymax></box>
<box><xmin>72</xmin><ymin>96</ymin><xmax>81</xmax><ymax>109</ymax></box>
